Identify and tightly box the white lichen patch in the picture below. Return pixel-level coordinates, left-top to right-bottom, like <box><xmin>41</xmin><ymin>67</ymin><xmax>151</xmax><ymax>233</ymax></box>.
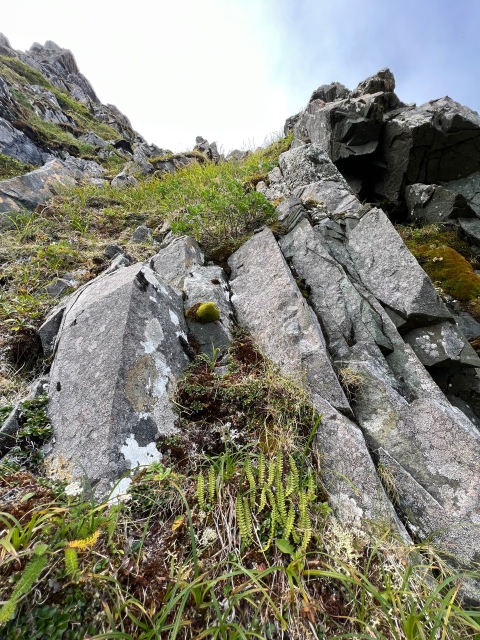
<box><xmin>141</xmin><ymin>317</ymin><xmax>165</xmax><ymax>354</ymax></box>
<box><xmin>152</xmin><ymin>354</ymin><xmax>172</xmax><ymax>397</ymax></box>
<box><xmin>120</xmin><ymin>433</ymin><xmax>161</xmax><ymax>469</ymax></box>
<box><xmin>169</xmin><ymin>309</ymin><xmax>180</xmax><ymax>326</ymax></box>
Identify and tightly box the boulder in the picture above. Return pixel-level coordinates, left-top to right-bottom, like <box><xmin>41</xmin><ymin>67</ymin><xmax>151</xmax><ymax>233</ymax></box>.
<box><xmin>457</xmin><ymin>218</ymin><xmax>480</xmax><ymax>247</ymax></box>
<box><xmin>351</xmin><ymin>68</ymin><xmax>396</xmax><ymax>98</ymax></box>
<box><xmin>293</xmin><ymin>95</ymin><xmax>385</xmax><ymax>163</ymax></box>
<box><xmin>194</xmin><ymin>136</ymin><xmax>220</xmax><ymax>163</ymax></box>
<box><xmin>275</xmin><ymin>196</ymin><xmax>307</xmax><ymax>233</ymax></box>
<box><xmin>150</xmin><ymin>236</ymin><xmax>204</xmax><ymax>289</ymax></box>
<box><xmin>405</xmin><ymin>183</ymin><xmax>475</xmax><ymax>222</ymax></box>
<box><xmin>130</xmin><ymin>225</ymin><xmax>152</xmax><ymax>244</ymax></box>
<box><xmin>183</xmin><ymin>266</ymin><xmax>234</xmax><ymax>354</ymax></box>
<box><xmin>403</xmin><ymin>321</ymin><xmax>480</xmax><ymax>368</ymax></box>
<box><xmin>375</xmin><ymin>97</ymin><xmax>480</xmax><ymax>202</ymax></box>
<box><xmin>346</xmin><ymin>208</ymin><xmax>453</xmax><ymax>331</ymax></box>
<box><xmin>441</xmin><ymin>171</ymin><xmax>480</xmax><ymax>217</ymax></box>
<box><xmin>309</xmin><ymin>81</ymin><xmax>350</xmax><ymax>104</ymax></box>
<box><xmin>0</xmin><ymin>159</ymin><xmax>75</xmax><ymax>213</ymax></box>
<box><xmin>111</xmin><ymin>171</ymin><xmax>138</xmax><ymax>189</ymax></box>
<box><xmin>228</xmin><ymin>228</ymin><xmax>350</xmax><ymax>414</ymax></box>
<box><xmin>47</xmin><ymin>263</ymin><xmax>190</xmax><ymax>500</ymax></box>
<box><xmin>0</xmin><ymin>117</ymin><xmax>43</xmax><ymax>165</ymax></box>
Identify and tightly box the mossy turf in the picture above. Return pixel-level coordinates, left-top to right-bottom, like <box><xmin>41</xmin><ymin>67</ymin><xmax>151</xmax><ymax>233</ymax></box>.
<box><xmin>0</xmin><ymin>153</ymin><xmax>36</xmax><ymax>179</ymax></box>
<box><xmin>398</xmin><ymin>224</ymin><xmax>480</xmax><ymax>301</ymax></box>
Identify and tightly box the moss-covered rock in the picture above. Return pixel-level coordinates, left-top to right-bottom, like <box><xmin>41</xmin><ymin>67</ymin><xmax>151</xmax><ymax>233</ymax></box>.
<box><xmin>194</xmin><ymin>302</ymin><xmax>220</xmax><ymax>323</ymax></box>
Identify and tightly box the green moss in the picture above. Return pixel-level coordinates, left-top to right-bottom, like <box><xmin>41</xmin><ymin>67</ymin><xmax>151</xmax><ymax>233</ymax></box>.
<box><xmin>0</xmin><ymin>55</ymin><xmax>51</xmax><ymax>88</ymax></box>
<box><xmin>195</xmin><ymin>302</ymin><xmax>220</xmax><ymax>323</ymax></box>
<box><xmin>413</xmin><ymin>245</ymin><xmax>480</xmax><ymax>300</ymax></box>
<box><xmin>398</xmin><ymin>224</ymin><xmax>480</xmax><ymax>301</ymax></box>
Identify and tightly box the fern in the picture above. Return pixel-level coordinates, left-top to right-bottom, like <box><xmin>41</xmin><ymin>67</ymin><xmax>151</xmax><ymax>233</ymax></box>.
<box><xmin>64</xmin><ymin>547</ymin><xmax>80</xmax><ymax>579</ymax></box>
<box><xmin>67</xmin><ymin>529</ymin><xmax>100</xmax><ymax>550</ymax></box>
<box><xmin>306</xmin><ymin>469</ymin><xmax>316</xmax><ymax>501</ymax></box>
<box><xmin>275</xmin><ymin>451</ymin><xmax>283</xmax><ymax>487</ymax></box>
<box><xmin>197</xmin><ymin>472</ymin><xmax>206</xmax><ymax>511</ymax></box>
<box><xmin>257</xmin><ymin>452</ymin><xmax>265</xmax><ymax>486</ymax></box>
<box><xmin>276</xmin><ymin>479</ymin><xmax>288</xmax><ymax>525</ymax></box>
<box><xmin>283</xmin><ymin>500</ymin><xmax>296</xmax><ymax>541</ymax></box>
<box><xmin>208</xmin><ymin>465</ymin><xmax>216</xmax><ymax>503</ymax></box>
<box><xmin>298</xmin><ymin>491</ymin><xmax>308</xmax><ymax>530</ymax></box>
<box><xmin>236</xmin><ymin>495</ymin><xmax>249</xmax><ymax>545</ymax></box>
<box><xmin>245</xmin><ymin>456</ymin><xmax>256</xmax><ymax>507</ymax></box>
<box><xmin>258</xmin><ymin>485</ymin><xmax>267</xmax><ymax>513</ymax></box>
<box><xmin>243</xmin><ymin>498</ymin><xmax>253</xmax><ymax>545</ymax></box>
<box><xmin>267</xmin><ymin>459</ymin><xmax>275</xmax><ymax>486</ymax></box>
<box><xmin>0</xmin><ymin>547</ymin><xmax>47</xmax><ymax>623</ymax></box>
<box><xmin>287</xmin><ymin>455</ymin><xmax>299</xmax><ymax>495</ymax></box>
<box><xmin>300</xmin><ymin>512</ymin><xmax>312</xmax><ymax>552</ymax></box>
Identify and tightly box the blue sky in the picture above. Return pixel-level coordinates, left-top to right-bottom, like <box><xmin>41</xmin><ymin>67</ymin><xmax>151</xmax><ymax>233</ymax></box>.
<box><xmin>2</xmin><ymin>0</ymin><xmax>479</xmax><ymax>151</ymax></box>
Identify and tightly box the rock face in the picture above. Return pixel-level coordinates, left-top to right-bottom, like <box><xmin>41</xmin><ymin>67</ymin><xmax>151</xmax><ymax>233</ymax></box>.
<box><xmin>0</xmin><ymin>160</ymin><xmax>76</xmax><ymax>213</ymax></box>
<box><xmin>47</xmin><ymin>264</ymin><xmax>190</xmax><ymax>500</ymax></box>
<box><xmin>0</xmin><ymin>117</ymin><xmax>43</xmax><ymax>165</ymax></box>
<box><xmin>405</xmin><ymin>183</ymin><xmax>475</xmax><ymax>223</ymax></box>
<box><xmin>228</xmin><ymin>228</ymin><xmax>350</xmax><ymax>414</ymax></box>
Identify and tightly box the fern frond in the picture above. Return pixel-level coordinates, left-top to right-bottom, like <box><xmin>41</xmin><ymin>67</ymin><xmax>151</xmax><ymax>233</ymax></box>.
<box><xmin>287</xmin><ymin>455</ymin><xmax>299</xmax><ymax>494</ymax></box>
<box><xmin>64</xmin><ymin>547</ymin><xmax>79</xmax><ymax>579</ymax></box>
<box><xmin>298</xmin><ymin>491</ymin><xmax>308</xmax><ymax>530</ymax></box>
<box><xmin>0</xmin><ymin>552</ymin><xmax>47</xmax><ymax>623</ymax></box>
<box><xmin>67</xmin><ymin>529</ymin><xmax>100</xmax><ymax>550</ymax></box>
<box><xmin>208</xmin><ymin>465</ymin><xmax>216</xmax><ymax>503</ymax></box>
<box><xmin>300</xmin><ymin>512</ymin><xmax>312</xmax><ymax>552</ymax></box>
<box><xmin>283</xmin><ymin>500</ymin><xmax>296</xmax><ymax>541</ymax></box>
<box><xmin>245</xmin><ymin>456</ymin><xmax>256</xmax><ymax>507</ymax></box>
<box><xmin>197</xmin><ymin>472</ymin><xmax>206</xmax><ymax>510</ymax></box>
<box><xmin>258</xmin><ymin>452</ymin><xmax>265</xmax><ymax>486</ymax></box>
<box><xmin>243</xmin><ymin>498</ymin><xmax>253</xmax><ymax>545</ymax></box>
<box><xmin>267</xmin><ymin>459</ymin><xmax>275</xmax><ymax>486</ymax></box>
<box><xmin>258</xmin><ymin>485</ymin><xmax>267</xmax><ymax>513</ymax></box>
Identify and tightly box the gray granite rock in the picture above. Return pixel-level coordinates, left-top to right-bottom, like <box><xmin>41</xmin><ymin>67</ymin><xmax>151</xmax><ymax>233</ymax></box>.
<box><xmin>404</xmin><ymin>322</ymin><xmax>480</xmax><ymax>368</ymax></box>
<box><xmin>130</xmin><ymin>225</ymin><xmax>152</xmax><ymax>244</ymax></box>
<box><xmin>280</xmin><ymin>219</ymin><xmax>393</xmax><ymax>360</ymax></box>
<box><xmin>405</xmin><ymin>183</ymin><xmax>475</xmax><ymax>222</ymax></box>
<box><xmin>47</xmin><ymin>264</ymin><xmax>190</xmax><ymax>500</ymax></box>
<box><xmin>183</xmin><ymin>266</ymin><xmax>234</xmax><ymax>354</ymax></box>
<box><xmin>0</xmin><ymin>160</ymin><xmax>75</xmax><ymax>213</ymax></box>
<box><xmin>346</xmin><ymin>208</ymin><xmax>453</xmax><ymax>330</ymax></box>
<box><xmin>228</xmin><ymin>228</ymin><xmax>350</xmax><ymax>413</ymax></box>
<box><xmin>457</xmin><ymin>218</ymin><xmax>480</xmax><ymax>247</ymax></box>
<box><xmin>375</xmin><ymin>97</ymin><xmax>480</xmax><ymax>202</ymax></box>
<box><xmin>0</xmin><ymin>117</ymin><xmax>43</xmax><ymax>165</ymax></box>
<box><xmin>150</xmin><ymin>236</ymin><xmax>204</xmax><ymax>289</ymax></box>
<box><xmin>441</xmin><ymin>171</ymin><xmax>480</xmax><ymax>217</ymax></box>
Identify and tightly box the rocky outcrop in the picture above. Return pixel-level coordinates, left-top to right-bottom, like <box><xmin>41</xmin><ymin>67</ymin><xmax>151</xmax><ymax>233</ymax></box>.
<box><xmin>405</xmin><ymin>183</ymin><xmax>475</xmax><ymax>223</ymax></box>
<box><xmin>0</xmin><ymin>117</ymin><xmax>43</xmax><ymax>165</ymax></box>
<box><xmin>0</xmin><ymin>159</ymin><xmax>76</xmax><ymax>212</ymax></box>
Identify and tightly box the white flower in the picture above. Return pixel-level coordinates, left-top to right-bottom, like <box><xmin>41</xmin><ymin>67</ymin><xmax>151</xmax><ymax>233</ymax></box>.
<box><xmin>64</xmin><ymin>481</ymin><xmax>83</xmax><ymax>497</ymax></box>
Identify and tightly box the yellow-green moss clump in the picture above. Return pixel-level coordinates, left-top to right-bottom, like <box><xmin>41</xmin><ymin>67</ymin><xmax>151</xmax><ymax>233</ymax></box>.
<box><xmin>398</xmin><ymin>224</ymin><xmax>480</xmax><ymax>301</ymax></box>
<box><xmin>195</xmin><ymin>302</ymin><xmax>220</xmax><ymax>323</ymax></box>
<box><xmin>413</xmin><ymin>245</ymin><xmax>480</xmax><ymax>300</ymax></box>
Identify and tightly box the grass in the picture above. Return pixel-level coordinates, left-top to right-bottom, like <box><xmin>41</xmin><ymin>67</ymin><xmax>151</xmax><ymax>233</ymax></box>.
<box><xmin>0</xmin><ymin>54</ymin><xmax>121</xmax><ymax>160</ymax></box>
<box><xmin>0</xmin><ymin>154</ymin><xmax>37</xmax><ymax>180</ymax></box>
<box><xmin>0</xmin><ymin>133</ymin><xmax>291</xmax><ymax>401</ymax></box>
<box><xmin>0</xmin><ymin>333</ymin><xmax>479</xmax><ymax>638</ymax></box>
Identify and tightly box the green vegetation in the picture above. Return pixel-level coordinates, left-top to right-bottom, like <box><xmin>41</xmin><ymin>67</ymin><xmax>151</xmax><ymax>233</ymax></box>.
<box><xmin>0</xmin><ymin>134</ymin><xmax>290</xmax><ymax>396</ymax></box>
<box><xmin>0</xmin><ymin>54</ymin><xmax>120</xmax><ymax>158</ymax></box>
<box><xmin>0</xmin><ymin>153</ymin><xmax>36</xmax><ymax>179</ymax></box>
<box><xmin>188</xmin><ymin>302</ymin><xmax>221</xmax><ymax>323</ymax></box>
<box><xmin>398</xmin><ymin>223</ymin><xmax>480</xmax><ymax>300</ymax></box>
<box><xmin>0</xmin><ymin>334</ymin><xmax>478</xmax><ymax>638</ymax></box>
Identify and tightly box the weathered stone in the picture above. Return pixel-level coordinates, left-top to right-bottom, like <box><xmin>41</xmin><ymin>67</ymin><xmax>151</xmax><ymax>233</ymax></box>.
<box><xmin>404</xmin><ymin>321</ymin><xmax>480</xmax><ymax>367</ymax></box>
<box><xmin>309</xmin><ymin>82</ymin><xmax>350</xmax><ymax>104</ymax></box>
<box><xmin>130</xmin><ymin>225</ymin><xmax>152</xmax><ymax>244</ymax></box>
<box><xmin>346</xmin><ymin>208</ymin><xmax>452</xmax><ymax>330</ymax></box>
<box><xmin>351</xmin><ymin>68</ymin><xmax>396</xmax><ymax>98</ymax></box>
<box><xmin>441</xmin><ymin>171</ymin><xmax>480</xmax><ymax>217</ymax></box>
<box><xmin>405</xmin><ymin>183</ymin><xmax>475</xmax><ymax>222</ymax></box>
<box><xmin>450</xmin><ymin>308</ymin><xmax>480</xmax><ymax>340</ymax></box>
<box><xmin>345</xmin><ymin>340</ymin><xmax>480</xmax><ymax>599</ymax></box>
<box><xmin>194</xmin><ymin>136</ymin><xmax>220</xmax><ymax>163</ymax></box>
<box><xmin>293</xmin><ymin>94</ymin><xmax>385</xmax><ymax>163</ymax></box>
<box><xmin>375</xmin><ymin>97</ymin><xmax>480</xmax><ymax>202</ymax></box>
<box><xmin>183</xmin><ymin>266</ymin><xmax>234</xmax><ymax>354</ymax></box>
<box><xmin>105</xmin><ymin>243</ymin><xmax>125</xmax><ymax>260</ymax></box>
<box><xmin>0</xmin><ymin>117</ymin><xmax>43</xmax><ymax>165</ymax></box>
<box><xmin>275</xmin><ymin>196</ymin><xmax>307</xmax><ymax>233</ymax></box>
<box><xmin>294</xmin><ymin>179</ymin><xmax>362</xmax><ymax>217</ymax></box>
<box><xmin>457</xmin><ymin>218</ymin><xmax>480</xmax><ymax>247</ymax></box>
<box><xmin>280</xmin><ymin>219</ymin><xmax>393</xmax><ymax>360</ymax></box>
<box><xmin>226</xmin><ymin>149</ymin><xmax>250</xmax><ymax>161</ymax></box>
<box><xmin>228</xmin><ymin>228</ymin><xmax>350</xmax><ymax>413</ymax></box>
<box><xmin>47</xmin><ymin>264</ymin><xmax>190</xmax><ymax>500</ymax></box>
<box><xmin>38</xmin><ymin>301</ymin><xmax>67</xmax><ymax>355</ymax></box>
<box><xmin>111</xmin><ymin>171</ymin><xmax>138</xmax><ymax>189</ymax></box>
<box><xmin>315</xmin><ymin>395</ymin><xmax>407</xmax><ymax>534</ymax></box>
<box><xmin>150</xmin><ymin>236</ymin><xmax>204</xmax><ymax>289</ymax></box>
<box><xmin>0</xmin><ymin>160</ymin><xmax>75</xmax><ymax>213</ymax></box>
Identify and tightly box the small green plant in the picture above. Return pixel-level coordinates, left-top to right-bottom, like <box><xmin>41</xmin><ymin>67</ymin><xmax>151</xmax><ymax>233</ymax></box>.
<box><xmin>195</xmin><ymin>302</ymin><xmax>220</xmax><ymax>323</ymax></box>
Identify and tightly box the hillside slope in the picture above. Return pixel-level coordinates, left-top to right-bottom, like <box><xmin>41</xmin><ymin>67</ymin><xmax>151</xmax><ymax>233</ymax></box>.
<box><xmin>1</xmin><ymin>42</ymin><xmax>480</xmax><ymax>639</ymax></box>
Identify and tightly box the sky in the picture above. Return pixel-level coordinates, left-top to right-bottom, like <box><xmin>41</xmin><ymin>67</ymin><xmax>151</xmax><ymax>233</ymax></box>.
<box><xmin>2</xmin><ymin>0</ymin><xmax>479</xmax><ymax>152</ymax></box>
